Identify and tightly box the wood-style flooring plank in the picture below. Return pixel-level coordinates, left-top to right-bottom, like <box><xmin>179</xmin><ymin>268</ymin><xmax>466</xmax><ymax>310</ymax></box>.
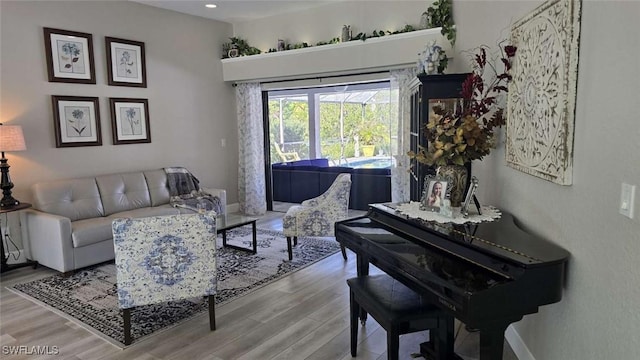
<box><xmin>269</xmin><ymin>307</ymin><xmax>354</xmax><ymax>360</ymax></box>
<box><xmin>235</xmin><ymin>316</ymin><xmax>321</xmax><ymax>360</ymax></box>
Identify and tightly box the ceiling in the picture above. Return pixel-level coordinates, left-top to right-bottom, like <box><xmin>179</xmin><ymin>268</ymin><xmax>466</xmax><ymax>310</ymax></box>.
<box><xmin>131</xmin><ymin>0</ymin><xmax>341</xmax><ymax>23</ymax></box>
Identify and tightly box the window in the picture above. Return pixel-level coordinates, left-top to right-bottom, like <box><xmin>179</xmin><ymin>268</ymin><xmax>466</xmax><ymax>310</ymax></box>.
<box><xmin>268</xmin><ymin>93</ymin><xmax>309</xmax><ymax>162</ymax></box>
<box><xmin>267</xmin><ymin>81</ymin><xmax>393</xmax><ymax>168</ymax></box>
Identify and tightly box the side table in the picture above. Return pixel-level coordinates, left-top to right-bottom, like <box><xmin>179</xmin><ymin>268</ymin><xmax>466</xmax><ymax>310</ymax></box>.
<box><xmin>1</xmin><ymin>203</ymin><xmax>38</xmax><ymax>273</ymax></box>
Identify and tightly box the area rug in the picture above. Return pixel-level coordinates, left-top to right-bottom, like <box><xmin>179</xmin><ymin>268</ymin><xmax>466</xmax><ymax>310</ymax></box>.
<box><xmin>9</xmin><ymin>227</ymin><xmax>340</xmax><ymax>347</ymax></box>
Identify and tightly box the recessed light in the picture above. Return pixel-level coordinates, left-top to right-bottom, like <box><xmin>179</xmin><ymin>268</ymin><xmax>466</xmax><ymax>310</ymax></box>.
<box><xmin>205</xmin><ymin>4</ymin><xmax>217</xmax><ymax>8</ymax></box>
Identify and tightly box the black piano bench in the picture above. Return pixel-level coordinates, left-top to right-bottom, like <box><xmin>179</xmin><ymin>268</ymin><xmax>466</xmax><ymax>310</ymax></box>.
<box><xmin>347</xmin><ymin>274</ymin><xmax>448</xmax><ymax>360</ymax></box>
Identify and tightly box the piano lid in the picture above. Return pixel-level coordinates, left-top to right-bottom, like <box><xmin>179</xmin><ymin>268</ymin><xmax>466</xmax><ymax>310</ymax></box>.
<box><xmin>367</xmin><ymin>203</ymin><xmax>570</xmax><ymax>268</ymax></box>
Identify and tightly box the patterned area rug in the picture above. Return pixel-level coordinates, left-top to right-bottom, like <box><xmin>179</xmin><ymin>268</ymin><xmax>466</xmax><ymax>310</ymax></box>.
<box><xmin>9</xmin><ymin>227</ymin><xmax>339</xmax><ymax>347</ymax></box>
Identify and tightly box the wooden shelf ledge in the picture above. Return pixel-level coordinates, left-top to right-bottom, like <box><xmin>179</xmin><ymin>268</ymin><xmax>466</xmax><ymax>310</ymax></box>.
<box><xmin>221</xmin><ymin>28</ymin><xmax>451</xmax><ymax>82</ymax></box>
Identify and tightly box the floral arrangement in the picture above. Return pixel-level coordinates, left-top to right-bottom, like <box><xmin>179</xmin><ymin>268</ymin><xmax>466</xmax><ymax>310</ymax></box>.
<box><xmin>409</xmin><ymin>43</ymin><xmax>516</xmax><ymax>166</ymax></box>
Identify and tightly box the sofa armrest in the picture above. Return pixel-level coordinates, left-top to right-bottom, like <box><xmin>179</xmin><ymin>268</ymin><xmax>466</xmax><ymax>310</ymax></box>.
<box><xmin>201</xmin><ymin>187</ymin><xmax>226</xmax><ymax>215</ymax></box>
<box><xmin>20</xmin><ymin>209</ymin><xmax>73</xmax><ymax>273</ymax></box>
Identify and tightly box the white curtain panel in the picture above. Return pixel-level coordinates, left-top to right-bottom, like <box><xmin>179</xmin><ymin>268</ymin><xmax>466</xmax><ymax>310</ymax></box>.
<box><xmin>236</xmin><ymin>82</ymin><xmax>267</xmax><ymax>215</ymax></box>
<box><xmin>390</xmin><ymin>67</ymin><xmax>417</xmax><ymax>203</ymax></box>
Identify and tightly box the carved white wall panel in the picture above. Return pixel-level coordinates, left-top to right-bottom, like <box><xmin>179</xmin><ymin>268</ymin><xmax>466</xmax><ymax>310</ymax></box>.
<box><xmin>506</xmin><ymin>0</ymin><xmax>582</xmax><ymax>185</ymax></box>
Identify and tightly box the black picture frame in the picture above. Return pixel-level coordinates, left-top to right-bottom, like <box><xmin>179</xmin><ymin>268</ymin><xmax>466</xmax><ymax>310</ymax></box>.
<box><xmin>105</xmin><ymin>37</ymin><xmax>147</xmax><ymax>87</ymax></box>
<box><xmin>109</xmin><ymin>98</ymin><xmax>151</xmax><ymax>145</ymax></box>
<box><xmin>43</xmin><ymin>28</ymin><xmax>96</xmax><ymax>84</ymax></box>
<box><xmin>51</xmin><ymin>95</ymin><xmax>102</xmax><ymax>147</ymax></box>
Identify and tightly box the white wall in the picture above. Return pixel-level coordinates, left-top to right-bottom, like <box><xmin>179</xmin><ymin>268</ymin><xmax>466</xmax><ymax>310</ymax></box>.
<box><xmin>232</xmin><ymin>0</ymin><xmax>640</xmax><ymax>359</ymax></box>
<box><xmin>0</xmin><ymin>1</ymin><xmax>239</xmax><ymax>244</ymax></box>
<box><xmin>233</xmin><ymin>0</ymin><xmax>431</xmax><ymax>53</ymax></box>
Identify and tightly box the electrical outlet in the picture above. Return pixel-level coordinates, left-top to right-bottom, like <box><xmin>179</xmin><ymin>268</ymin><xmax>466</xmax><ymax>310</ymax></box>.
<box><xmin>620</xmin><ymin>183</ymin><xmax>636</xmax><ymax>219</ymax></box>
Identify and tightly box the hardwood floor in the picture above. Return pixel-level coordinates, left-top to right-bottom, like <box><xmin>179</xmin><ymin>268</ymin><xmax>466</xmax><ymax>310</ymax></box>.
<box><xmin>0</xmin><ymin>211</ymin><xmax>517</xmax><ymax>360</ymax></box>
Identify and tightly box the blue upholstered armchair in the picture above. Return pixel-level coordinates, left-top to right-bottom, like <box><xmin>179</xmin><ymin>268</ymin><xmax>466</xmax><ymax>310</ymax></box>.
<box><xmin>112</xmin><ymin>213</ymin><xmax>217</xmax><ymax>345</ymax></box>
<box><xmin>283</xmin><ymin>173</ymin><xmax>351</xmax><ymax>261</ymax></box>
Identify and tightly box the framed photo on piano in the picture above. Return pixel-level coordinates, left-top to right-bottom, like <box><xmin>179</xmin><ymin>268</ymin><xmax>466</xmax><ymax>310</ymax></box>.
<box><xmin>420</xmin><ymin>175</ymin><xmax>449</xmax><ymax>212</ymax></box>
<box><xmin>461</xmin><ymin>176</ymin><xmax>480</xmax><ymax>217</ymax></box>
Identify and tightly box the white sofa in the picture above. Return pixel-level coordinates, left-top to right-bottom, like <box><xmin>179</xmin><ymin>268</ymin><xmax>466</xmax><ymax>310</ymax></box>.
<box><xmin>20</xmin><ymin>169</ymin><xmax>226</xmax><ymax>273</ymax></box>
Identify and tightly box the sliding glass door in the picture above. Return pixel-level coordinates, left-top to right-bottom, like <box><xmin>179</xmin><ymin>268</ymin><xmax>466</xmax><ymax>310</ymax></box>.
<box><xmin>265</xmin><ymin>81</ymin><xmax>394</xmax><ymax>209</ymax></box>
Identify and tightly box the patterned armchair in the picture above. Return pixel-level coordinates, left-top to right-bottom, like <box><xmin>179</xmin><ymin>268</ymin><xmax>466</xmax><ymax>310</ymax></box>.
<box><xmin>283</xmin><ymin>173</ymin><xmax>351</xmax><ymax>261</ymax></box>
<box><xmin>112</xmin><ymin>213</ymin><xmax>217</xmax><ymax>345</ymax></box>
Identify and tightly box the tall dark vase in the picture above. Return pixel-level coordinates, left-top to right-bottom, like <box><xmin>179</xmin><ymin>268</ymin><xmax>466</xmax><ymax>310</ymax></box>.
<box><xmin>437</xmin><ymin>164</ymin><xmax>468</xmax><ymax>207</ymax></box>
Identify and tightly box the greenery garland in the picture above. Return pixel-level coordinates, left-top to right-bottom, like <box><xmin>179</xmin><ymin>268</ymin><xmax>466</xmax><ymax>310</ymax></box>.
<box><xmin>221</xmin><ymin>0</ymin><xmax>455</xmax><ymax>59</ymax></box>
<box><xmin>425</xmin><ymin>0</ymin><xmax>456</xmax><ymax>45</ymax></box>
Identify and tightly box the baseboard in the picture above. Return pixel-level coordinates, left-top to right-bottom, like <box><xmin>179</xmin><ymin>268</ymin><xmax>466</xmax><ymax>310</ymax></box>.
<box><xmin>505</xmin><ymin>324</ymin><xmax>536</xmax><ymax>360</ymax></box>
<box><xmin>5</xmin><ymin>250</ymin><xmax>27</xmax><ymax>264</ymax></box>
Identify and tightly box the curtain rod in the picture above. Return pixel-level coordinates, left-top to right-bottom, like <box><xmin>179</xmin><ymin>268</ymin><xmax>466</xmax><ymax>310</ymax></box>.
<box><xmin>232</xmin><ymin>69</ymin><xmax>392</xmax><ymax>87</ymax></box>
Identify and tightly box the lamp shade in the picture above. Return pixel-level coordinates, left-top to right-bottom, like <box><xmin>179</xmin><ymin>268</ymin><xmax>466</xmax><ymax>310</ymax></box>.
<box><xmin>0</xmin><ymin>125</ymin><xmax>26</xmax><ymax>152</ymax></box>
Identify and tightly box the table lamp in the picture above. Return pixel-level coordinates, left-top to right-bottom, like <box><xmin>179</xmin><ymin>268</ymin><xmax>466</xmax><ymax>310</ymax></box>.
<box><xmin>0</xmin><ymin>123</ymin><xmax>26</xmax><ymax>208</ymax></box>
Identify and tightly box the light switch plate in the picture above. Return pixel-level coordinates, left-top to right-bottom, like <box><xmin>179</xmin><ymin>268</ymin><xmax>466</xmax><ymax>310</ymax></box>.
<box><xmin>620</xmin><ymin>183</ymin><xmax>636</xmax><ymax>219</ymax></box>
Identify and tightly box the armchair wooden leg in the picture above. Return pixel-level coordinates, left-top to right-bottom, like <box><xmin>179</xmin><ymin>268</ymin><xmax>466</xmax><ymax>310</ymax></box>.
<box><xmin>208</xmin><ymin>295</ymin><xmax>216</xmax><ymax>330</ymax></box>
<box><xmin>293</xmin><ymin>236</ymin><xmax>298</xmax><ymax>246</ymax></box>
<box><xmin>286</xmin><ymin>237</ymin><xmax>293</xmax><ymax>261</ymax></box>
<box><xmin>341</xmin><ymin>244</ymin><xmax>347</xmax><ymax>260</ymax></box>
<box><xmin>123</xmin><ymin>308</ymin><xmax>132</xmax><ymax>345</ymax></box>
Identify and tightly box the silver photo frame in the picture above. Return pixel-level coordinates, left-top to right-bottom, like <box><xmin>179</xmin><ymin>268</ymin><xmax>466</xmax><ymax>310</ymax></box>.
<box><xmin>420</xmin><ymin>175</ymin><xmax>450</xmax><ymax>212</ymax></box>
<box><xmin>461</xmin><ymin>176</ymin><xmax>480</xmax><ymax>218</ymax></box>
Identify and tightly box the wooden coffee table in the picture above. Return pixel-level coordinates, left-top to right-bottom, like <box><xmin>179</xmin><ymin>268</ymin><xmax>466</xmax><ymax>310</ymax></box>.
<box><xmin>217</xmin><ymin>214</ymin><xmax>257</xmax><ymax>254</ymax></box>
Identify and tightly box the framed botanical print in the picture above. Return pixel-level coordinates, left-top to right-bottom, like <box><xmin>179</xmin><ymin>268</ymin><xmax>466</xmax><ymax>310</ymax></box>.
<box><xmin>51</xmin><ymin>96</ymin><xmax>102</xmax><ymax>147</ymax></box>
<box><xmin>105</xmin><ymin>37</ymin><xmax>147</xmax><ymax>87</ymax></box>
<box><xmin>109</xmin><ymin>98</ymin><xmax>150</xmax><ymax>144</ymax></box>
<box><xmin>44</xmin><ymin>28</ymin><xmax>96</xmax><ymax>84</ymax></box>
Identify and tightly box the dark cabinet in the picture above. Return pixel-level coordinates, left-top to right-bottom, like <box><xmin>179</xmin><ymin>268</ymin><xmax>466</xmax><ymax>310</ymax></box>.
<box><xmin>409</xmin><ymin>73</ymin><xmax>469</xmax><ymax>201</ymax></box>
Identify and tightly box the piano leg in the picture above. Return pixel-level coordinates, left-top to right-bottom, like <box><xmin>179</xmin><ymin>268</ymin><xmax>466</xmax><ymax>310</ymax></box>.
<box><xmin>479</xmin><ymin>324</ymin><xmax>509</xmax><ymax>360</ymax></box>
<box><xmin>437</xmin><ymin>315</ymin><xmax>455</xmax><ymax>360</ymax></box>
<box><xmin>420</xmin><ymin>314</ymin><xmax>457</xmax><ymax>360</ymax></box>
<box><xmin>356</xmin><ymin>253</ymin><xmax>370</xmax><ymax>277</ymax></box>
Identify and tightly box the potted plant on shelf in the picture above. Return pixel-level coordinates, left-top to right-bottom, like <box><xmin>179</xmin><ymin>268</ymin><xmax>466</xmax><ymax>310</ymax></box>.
<box><xmin>221</xmin><ymin>37</ymin><xmax>261</xmax><ymax>59</ymax></box>
<box><xmin>408</xmin><ymin>43</ymin><xmax>517</xmax><ymax>206</ymax></box>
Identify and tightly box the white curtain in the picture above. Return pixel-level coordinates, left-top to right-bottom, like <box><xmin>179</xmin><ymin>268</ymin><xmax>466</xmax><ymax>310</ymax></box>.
<box><xmin>390</xmin><ymin>67</ymin><xmax>417</xmax><ymax>203</ymax></box>
<box><xmin>236</xmin><ymin>82</ymin><xmax>267</xmax><ymax>215</ymax></box>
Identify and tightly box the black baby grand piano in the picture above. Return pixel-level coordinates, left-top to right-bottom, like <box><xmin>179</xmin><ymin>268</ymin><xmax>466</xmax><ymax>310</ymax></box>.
<box><xmin>335</xmin><ymin>203</ymin><xmax>570</xmax><ymax>360</ymax></box>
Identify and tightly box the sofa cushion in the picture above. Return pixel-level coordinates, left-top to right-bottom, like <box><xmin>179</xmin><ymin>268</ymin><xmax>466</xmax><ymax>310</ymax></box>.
<box><xmin>108</xmin><ymin>205</ymin><xmax>181</xmax><ymax>219</ymax></box>
<box><xmin>71</xmin><ymin>206</ymin><xmax>184</xmax><ymax>248</ymax></box>
<box><xmin>96</xmin><ymin>172</ymin><xmax>151</xmax><ymax>215</ymax></box>
<box><xmin>144</xmin><ymin>169</ymin><xmax>171</xmax><ymax>206</ymax></box>
<box><xmin>32</xmin><ymin>178</ymin><xmax>104</xmax><ymax>221</ymax></box>
<box><xmin>72</xmin><ymin>217</ymin><xmax>114</xmax><ymax>247</ymax></box>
